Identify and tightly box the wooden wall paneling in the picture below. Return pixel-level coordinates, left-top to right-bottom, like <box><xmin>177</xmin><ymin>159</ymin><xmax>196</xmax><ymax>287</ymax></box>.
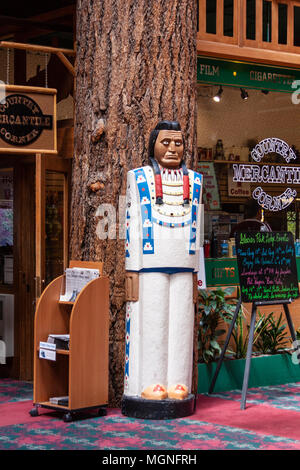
<box><xmin>44</xmin><ymin>155</ymin><xmax>72</xmax><ymax>273</ymax></box>
<box><xmin>217</xmin><ymin>0</ymin><xmax>224</xmax><ymax>38</ymax></box>
<box><xmin>287</xmin><ymin>2</ymin><xmax>294</xmax><ymax>48</ymax></box>
<box><xmin>56</xmin><ymin>127</ymin><xmax>74</xmax><ymax>159</ymax></box>
<box><xmin>197</xmin><ymin>0</ymin><xmax>300</xmax><ymax>57</ymax></box>
<box><xmin>196</xmin><ymin>38</ymin><xmax>300</xmax><ymax>67</ymax></box>
<box><xmin>35</xmin><ymin>154</ymin><xmax>46</xmax><ymax>300</ymax></box>
<box><xmin>256</xmin><ymin>0</ymin><xmax>263</xmax><ymax>47</ymax></box>
<box><xmin>63</xmin><ymin>172</ymin><xmax>69</xmax><ymax>272</ymax></box>
<box><xmin>11</xmin><ymin>163</ymin><xmax>21</xmax><ymax>378</ymax></box>
<box><xmin>15</xmin><ymin>161</ymin><xmax>36</xmax><ymax>380</ymax></box>
<box><xmin>272</xmin><ymin>1</ymin><xmax>278</xmax><ymax>46</ymax></box>
<box><xmin>198</xmin><ymin>0</ymin><xmax>207</xmax><ymax>38</ymax></box>
<box><xmin>237</xmin><ymin>0</ymin><xmax>244</xmax><ymax>47</ymax></box>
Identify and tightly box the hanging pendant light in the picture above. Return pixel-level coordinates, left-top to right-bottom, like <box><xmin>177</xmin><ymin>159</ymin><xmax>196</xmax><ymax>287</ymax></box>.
<box><xmin>240</xmin><ymin>88</ymin><xmax>249</xmax><ymax>100</ymax></box>
<box><xmin>213</xmin><ymin>86</ymin><xmax>223</xmax><ymax>102</ymax></box>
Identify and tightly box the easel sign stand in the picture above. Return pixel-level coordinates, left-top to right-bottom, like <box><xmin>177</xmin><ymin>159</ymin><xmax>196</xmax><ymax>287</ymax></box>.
<box><xmin>209</xmin><ymin>231</ymin><xmax>299</xmax><ymax>410</ymax></box>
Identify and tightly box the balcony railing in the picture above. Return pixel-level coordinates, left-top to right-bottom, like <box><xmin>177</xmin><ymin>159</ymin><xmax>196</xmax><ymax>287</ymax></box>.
<box><xmin>198</xmin><ymin>0</ymin><xmax>300</xmax><ymax>54</ymax></box>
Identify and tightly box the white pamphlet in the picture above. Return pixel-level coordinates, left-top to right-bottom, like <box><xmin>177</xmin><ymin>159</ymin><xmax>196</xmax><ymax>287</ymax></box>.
<box><xmin>59</xmin><ymin>268</ymin><xmax>100</xmax><ymax>301</ymax></box>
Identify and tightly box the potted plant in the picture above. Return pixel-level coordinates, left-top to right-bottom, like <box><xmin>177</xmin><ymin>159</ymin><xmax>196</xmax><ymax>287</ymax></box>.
<box><xmin>197</xmin><ymin>286</ymin><xmax>237</xmax><ymax>364</ymax></box>
<box><xmin>197</xmin><ymin>289</ymin><xmax>300</xmax><ymax>394</ymax></box>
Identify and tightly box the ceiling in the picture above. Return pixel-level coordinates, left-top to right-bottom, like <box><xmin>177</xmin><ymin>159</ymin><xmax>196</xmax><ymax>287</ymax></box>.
<box><xmin>0</xmin><ymin>1</ymin><xmax>76</xmax><ymax>49</ymax></box>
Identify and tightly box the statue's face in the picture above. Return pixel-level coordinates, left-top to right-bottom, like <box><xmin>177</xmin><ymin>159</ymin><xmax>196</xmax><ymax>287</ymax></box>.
<box><xmin>154</xmin><ymin>130</ymin><xmax>184</xmax><ymax>169</ymax></box>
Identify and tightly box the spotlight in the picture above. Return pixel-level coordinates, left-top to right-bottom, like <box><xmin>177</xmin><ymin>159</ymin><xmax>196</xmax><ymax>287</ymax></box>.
<box><xmin>240</xmin><ymin>88</ymin><xmax>248</xmax><ymax>100</ymax></box>
<box><xmin>213</xmin><ymin>86</ymin><xmax>223</xmax><ymax>102</ymax></box>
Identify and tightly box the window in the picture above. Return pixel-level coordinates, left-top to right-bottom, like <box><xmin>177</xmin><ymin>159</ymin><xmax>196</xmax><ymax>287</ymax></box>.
<box><xmin>278</xmin><ymin>3</ymin><xmax>288</xmax><ymax>45</ymax></box>
<box><xmin>223</xmin><ymin>0</ymin><xmax>234</xmax><ymax>37</ymax></box>
<box><xmin>294</xmin><ymin>6</ymin><xmax>300</xmax><ymax>47</ymax></box>
<box><xmin>246</xmin><ymin>0</ymin><xmax>256</xmax><ymax>40</ymax></box>
<box><xmin>206</xmin><ymin>0</ymin><xmax>217</xmax><ymax>34</ymax></box>
<box><xmin>263</xmin><ymin>0</ymin><xmax>272</xmax><ymax>42</ymax></box>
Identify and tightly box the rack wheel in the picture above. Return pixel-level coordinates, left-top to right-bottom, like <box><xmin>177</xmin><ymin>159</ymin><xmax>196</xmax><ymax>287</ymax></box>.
<box><xmin>63</xmin><ymin>412</ymin><xmax>73</xmax><ymax>422</ymax></box>
<box><xmin>98</xmin><ymin>407</ymin><xmax>107</xmax><ymax>417</ymax></box>
<box><xmin>29</xmin><ymin>407</ymin><xmax>39</xmax><ymax>417</ymax></box>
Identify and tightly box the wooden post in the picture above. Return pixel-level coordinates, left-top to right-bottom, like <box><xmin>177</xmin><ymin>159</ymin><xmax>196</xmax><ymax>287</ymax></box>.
<box><xmin>35</xmin><ymin>153</ymin><xmax>45</xmax><ymax>299</ymax></box>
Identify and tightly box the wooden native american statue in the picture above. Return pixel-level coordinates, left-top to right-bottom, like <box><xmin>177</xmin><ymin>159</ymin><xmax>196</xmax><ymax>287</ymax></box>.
<box><xmin>122</xmin><ymin>120</ymin><xmax>203</xmax><ymax>419</ymax></box>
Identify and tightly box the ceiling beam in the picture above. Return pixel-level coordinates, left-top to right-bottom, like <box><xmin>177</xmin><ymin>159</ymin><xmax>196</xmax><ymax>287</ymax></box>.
<box><xmin>0</xmin><ymin>15</ymin><xmax>73</xmax><ymax>34</ymax></box>
<box><xmin>29</xmin><ymin>5</ymin><xmax>75</xmax><ymax>23</ymax></box>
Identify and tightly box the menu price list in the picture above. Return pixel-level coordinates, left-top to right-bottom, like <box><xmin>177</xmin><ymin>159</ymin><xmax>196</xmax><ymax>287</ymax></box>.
<box><xmin>235</xmin><ymin>232</ymin><xmax>299</xmax><ymax>303</ymax></box>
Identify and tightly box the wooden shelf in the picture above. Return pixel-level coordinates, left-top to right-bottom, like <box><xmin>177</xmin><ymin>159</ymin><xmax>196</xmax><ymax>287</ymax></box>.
<box><xmin>32</xmin><ymin>260</ymin><xmax>109</xmax><ymax>419</ymax></box>
<box><xmin>38</xmin><ymin>401</ymin><xmax>70</xmax><ymax>410</ymax></box>
<box><xmin>37</xmin><ymin>348</ymin><xmax>70</xmax><ymax>356</ymax></box>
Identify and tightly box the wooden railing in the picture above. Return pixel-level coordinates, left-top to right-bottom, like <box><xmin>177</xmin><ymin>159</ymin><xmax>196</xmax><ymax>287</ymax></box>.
<box><xmin>198</xmin><ymin>0</ymin><xmax>300</xmax><ymax>54</ymax></box>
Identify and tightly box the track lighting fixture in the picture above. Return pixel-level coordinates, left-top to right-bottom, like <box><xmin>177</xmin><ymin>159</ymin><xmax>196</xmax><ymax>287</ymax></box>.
<box><xmin>213</xmin><ymin>86</ymin><xmax>223</xmax><ymax>102</ymax></box>
<box><xmin>240</xmin><ymin>88</ymin><xmax>248</xmax><ymax>100</ymax></box>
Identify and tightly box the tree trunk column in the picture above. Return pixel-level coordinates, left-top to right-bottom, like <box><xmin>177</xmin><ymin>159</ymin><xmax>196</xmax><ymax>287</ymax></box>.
<box><xmin>72</xmin><ymin>0</ymin><xmax>198</xmax><ymax>407</ymax></box>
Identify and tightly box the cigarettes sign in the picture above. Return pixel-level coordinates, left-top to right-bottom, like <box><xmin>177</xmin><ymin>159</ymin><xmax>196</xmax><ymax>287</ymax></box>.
<box><xmin>232</xmin><ymin>138</ymin><xmax>298</xmax><ymax>211</ymax></box>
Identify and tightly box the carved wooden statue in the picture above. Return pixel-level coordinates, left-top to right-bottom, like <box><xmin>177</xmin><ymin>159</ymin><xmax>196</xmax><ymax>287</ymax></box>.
<box><xmin>122</xmin><ymin>120</ymin><xmax>203</xmax><ymax>419</ymax></box>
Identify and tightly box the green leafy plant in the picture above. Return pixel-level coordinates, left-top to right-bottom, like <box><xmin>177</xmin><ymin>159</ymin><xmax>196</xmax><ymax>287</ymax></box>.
<box><xmin>253</xmin><ymin>312</ymin><xmax>289</xmax><ymax>355</ymax></box>
<box><xmin>198</xmin><ymin>287</ymin><xmax>237</xmax><ymax>363</ymax></box>
<box><xmin>224</xmin><ymin>306</ymin><xmax>268</xmax><ymax>359</ymax></box>
<box><xmin>198</xmin><ymin>289</ymin><xmax>290</xmax><ymax>363</ymax></box>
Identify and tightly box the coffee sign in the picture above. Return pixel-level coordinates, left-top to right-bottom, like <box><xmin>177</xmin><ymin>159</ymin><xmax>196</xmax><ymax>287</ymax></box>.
<box><xmin>0</xmin><ymin>85</ymin><xmax>56</xmax><ymax>154</ymax></box>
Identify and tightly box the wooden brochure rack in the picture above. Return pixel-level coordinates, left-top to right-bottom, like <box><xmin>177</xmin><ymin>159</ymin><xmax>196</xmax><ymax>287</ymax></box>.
<box><xmin>30</xmin><ymin>261</ymin><xmax>109</xmax><ymax>422</ymax></box>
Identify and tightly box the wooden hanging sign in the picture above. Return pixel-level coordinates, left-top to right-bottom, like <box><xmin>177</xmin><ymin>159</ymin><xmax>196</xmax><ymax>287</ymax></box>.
<box><xmin>0</xmin><ymin>84</ymin><xmax>57</xmax><ymax>154</ymax></box>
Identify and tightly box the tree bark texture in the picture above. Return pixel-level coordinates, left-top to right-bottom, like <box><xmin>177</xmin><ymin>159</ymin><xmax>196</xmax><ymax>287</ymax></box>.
<box><xmin>72</xmin><ymin>0</ymin><xmax>198</xmax><ymax>407</ymax></box>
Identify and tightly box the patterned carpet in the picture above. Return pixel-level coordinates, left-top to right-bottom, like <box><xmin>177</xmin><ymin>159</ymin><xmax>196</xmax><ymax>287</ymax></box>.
<box><xmin>1</xmin><ymin>379</ymin><xmax>300</xmax><ymax>450</ymax></box>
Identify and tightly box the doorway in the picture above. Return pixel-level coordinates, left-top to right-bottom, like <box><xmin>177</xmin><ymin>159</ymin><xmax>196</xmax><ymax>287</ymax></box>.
<box><xmin>0</xmin><ymin>154</ymin><xmax>71</xmax><ymax>381</ymax></box>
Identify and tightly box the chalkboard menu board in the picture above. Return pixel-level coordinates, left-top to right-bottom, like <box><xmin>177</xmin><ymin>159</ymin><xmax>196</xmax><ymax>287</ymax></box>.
<box><xmin>235</xmin><ymin>232</ymin><xmax>299</xmax><ymax>303</ymax></box>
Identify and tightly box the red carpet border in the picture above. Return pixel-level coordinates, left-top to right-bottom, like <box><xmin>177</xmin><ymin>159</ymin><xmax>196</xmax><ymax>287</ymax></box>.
<box><xmin>1</xmin><ymin>380</ymin><xmax>300</xmax><ymax>450</ymax></box>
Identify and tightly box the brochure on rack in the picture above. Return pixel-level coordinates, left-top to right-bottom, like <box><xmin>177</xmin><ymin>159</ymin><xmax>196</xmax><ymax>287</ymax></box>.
<box><xmin>47</xmin><ymin>334</ymin><xmax>70</xmax><ymax>350</ymax></box>
<box><xmin>49</xmin><ymin>396</ymin><xmax>69</xmax><ymax>406</ymax></box>
<box><xmin>59</xmin><ymin>268</ymin><xmax>100</xmax><ymax>302</ymax></box>
<box><xmin>39</xmin><ymin>341</ymin><xmax>56</xmax><ymax>361</ymax></box>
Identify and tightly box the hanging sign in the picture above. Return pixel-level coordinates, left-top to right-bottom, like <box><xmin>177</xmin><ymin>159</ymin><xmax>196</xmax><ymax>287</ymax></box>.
<box><xmin>0</xmin><ymin>85</ymin><xmax>57</xmax><ymax>154</ymax></box>
<box><xmin>232</xmin><ymin>138</ymin><xmax>298</xmax><ymax>211</ymax></box>
<box><xmin>197</xmin><ymin>56</ymin><xmax>300</xmax><ymax>93</ymax></box>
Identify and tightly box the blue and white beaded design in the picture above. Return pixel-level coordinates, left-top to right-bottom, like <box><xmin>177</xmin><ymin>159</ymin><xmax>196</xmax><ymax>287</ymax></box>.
<box><xmin>125</xmin><ymin>210</ymin><xmax>130</xmax><ymax>258</ymax></box>
<box><xmin>134</xmin><ymin>168</ymin><xmax>154</xmax><ymax>255</ymax></box>
<box><xmin>189</xmin><ymin>172</ymin><xmax>202</xmax><ymax>254</ymax></box>
<box><xmin>152</xmin><ymin>216</ymin><xmax>191</xmax><ymax>228</ymax></box>
<box><xmin>124</xmin><ymin>304</ymin><xmax>131</xmax><ymax>390</ymax></box>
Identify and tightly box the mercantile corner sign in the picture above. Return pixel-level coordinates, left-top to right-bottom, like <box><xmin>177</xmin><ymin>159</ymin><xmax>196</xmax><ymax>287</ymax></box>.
<box><xmin>0</xmin><ymin>85</ymin><xmax>57</xmax><ymax>154</ymax></box>
<box><xmin>232</xmin><ymin>138</ymin><xmax>298</xmax><ymax>211</ymax></box>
